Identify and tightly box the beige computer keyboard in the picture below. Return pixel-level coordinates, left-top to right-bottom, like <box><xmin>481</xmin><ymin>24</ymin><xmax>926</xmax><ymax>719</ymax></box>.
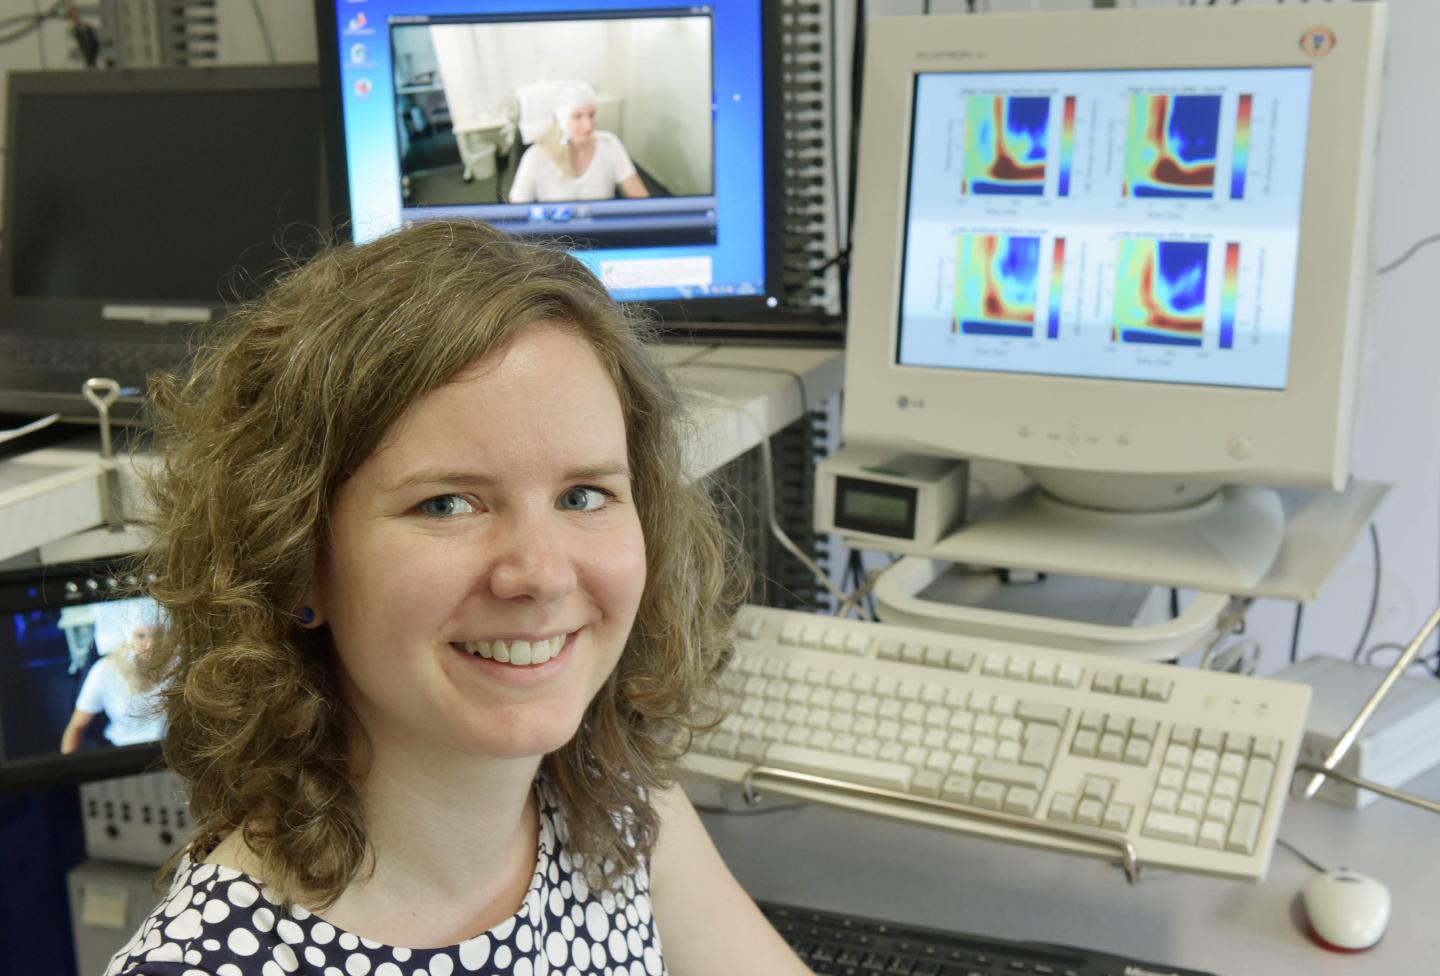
<box><xmin>685</xmin><ymin>604</ymin><xmax>1311</xmax><ymax>882</ymax></box>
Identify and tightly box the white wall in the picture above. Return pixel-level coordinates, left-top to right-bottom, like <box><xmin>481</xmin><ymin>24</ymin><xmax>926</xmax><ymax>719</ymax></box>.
<box><xmin>611</xmin><ymin>18</ymin><xmax>713</xmax><ymax>196</ymax></box>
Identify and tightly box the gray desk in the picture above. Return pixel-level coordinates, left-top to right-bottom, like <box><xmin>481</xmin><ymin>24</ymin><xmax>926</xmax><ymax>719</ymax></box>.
<box><xmin>700</xmin><ymin>766</ymin><xmax>1440</xmax><ymax>974</ymax></box>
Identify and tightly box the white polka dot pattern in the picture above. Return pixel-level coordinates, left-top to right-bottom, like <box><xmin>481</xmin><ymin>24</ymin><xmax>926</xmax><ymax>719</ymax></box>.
<box><xmin>102</xmin><ymin>781</ymin><xmax>664</xmax><ymax>976</ymax></box>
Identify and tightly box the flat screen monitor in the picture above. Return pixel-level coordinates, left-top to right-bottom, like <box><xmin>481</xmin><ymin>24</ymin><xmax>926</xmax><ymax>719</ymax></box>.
<box><xmin>1</xmin><ymin>65</ymin><xmax>328</xmax><ymax>331</ymax></box>
<box><xmin>0</xmin><ymin>562</ymin><xmax>165</xmax><ymax>791</ymax></box>
<box><xmin>314</xmin><ymin>0</ymin><xmax>788</xmax><ymax>325</ymax></box>
<box><xmin>843</xmin><ymin>6</ymin><xmax>1386</xmax><ymax>507</ymax></box>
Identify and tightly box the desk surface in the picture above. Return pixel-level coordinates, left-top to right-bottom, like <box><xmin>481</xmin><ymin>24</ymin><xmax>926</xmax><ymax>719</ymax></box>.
<box><xmin>699</xmin><ymin>765</ymin><xmax>1439</xmax><ymax>975</ymax></box>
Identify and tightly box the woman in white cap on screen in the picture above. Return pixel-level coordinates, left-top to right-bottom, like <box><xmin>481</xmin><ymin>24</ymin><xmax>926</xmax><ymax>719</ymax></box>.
<box><xmin>508</xmin><ymin>80</ymin><xmax>650</xmax><ymax>203</ymax></box>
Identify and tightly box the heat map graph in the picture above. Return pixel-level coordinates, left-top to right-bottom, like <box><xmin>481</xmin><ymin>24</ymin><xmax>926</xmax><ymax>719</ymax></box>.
<box><xmin>1123</xmin><ymin>94</ymin><xmax>1221</xmax><ymax>199</ymax></box>
<box><xmin>954</xmin><ymin>234</ymin><xmax>1040</xmax><ymax>338</ymax></box>
<box><xmin>963</xmin><ymin>96</ymin><xmax>1050</xmax><ymax>196</ymax></box>
<box><xmin>1113</xmin><ymin>239</ymin><xmax>1208</xmax><ymax>346</ymax></box>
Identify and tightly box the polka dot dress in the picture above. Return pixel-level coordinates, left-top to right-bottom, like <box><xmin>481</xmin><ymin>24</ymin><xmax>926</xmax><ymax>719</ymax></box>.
<box><xmin>104</xmin><ymin>781</ymin><xmax>666</xmax><ymax>976</ymax></box>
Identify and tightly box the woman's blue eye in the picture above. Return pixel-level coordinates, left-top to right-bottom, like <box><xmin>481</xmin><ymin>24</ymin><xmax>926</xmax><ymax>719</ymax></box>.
<box><xmin>419</xmin><ymin>495</ymin><xmax>474</xmax><ymax>518</ymax></box>
<box><xmin>558</xmin><ymin>487</ymin><xmax>608</xmax><ymax>512</ymax></box>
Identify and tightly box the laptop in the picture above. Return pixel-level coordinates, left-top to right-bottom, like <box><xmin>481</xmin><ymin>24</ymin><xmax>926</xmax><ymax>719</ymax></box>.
<box><xmin>0</xmin><ymin>65</ymin><xmax>329</xmax><ymax>423</ymax></box>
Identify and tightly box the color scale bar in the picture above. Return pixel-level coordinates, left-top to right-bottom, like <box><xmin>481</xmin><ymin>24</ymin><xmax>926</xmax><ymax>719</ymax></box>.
<box><xmin>1058</xmin><ymin>97</ymin><xmax>1076</xmax><ymax>197</ymax></box>
<box><xmin>1220</xmin><ymin>242</ymin><xmax>1240</xmax><ymax>349</ymax></box>
<box><xmin>1230</xmin><ymin>95</ymin><xmax>1252</xmax><ymax>200</ymax></box>
<box><xmin>1047</xmin><ymin>238</ymin><xmax>1065</xmax><ymax>339</ymax></box>
<box><xmin>962</xmin><ymin>320</ymin><xmax>1033</xmax><ymax>338</ymax></box>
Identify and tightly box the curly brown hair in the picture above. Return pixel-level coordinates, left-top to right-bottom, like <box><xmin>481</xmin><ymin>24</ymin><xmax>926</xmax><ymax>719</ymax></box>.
<box><xmin>137</xmin><ymin>219</ymin><xmax>746</xmax><ymax>908</ymax></box>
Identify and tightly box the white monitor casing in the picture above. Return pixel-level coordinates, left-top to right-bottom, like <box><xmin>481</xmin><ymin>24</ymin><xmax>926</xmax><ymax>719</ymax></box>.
<box><xmin>844</xmin><ymin>6</ymin><xmax>1386</xmax><ymax>495</ymax></box>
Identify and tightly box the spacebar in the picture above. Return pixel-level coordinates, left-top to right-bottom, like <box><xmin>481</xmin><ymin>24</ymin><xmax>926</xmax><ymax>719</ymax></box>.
<box><xmin>763</xmin><ymin>744</ymin><xmax>914</xmax><ymax>791</ymax></box>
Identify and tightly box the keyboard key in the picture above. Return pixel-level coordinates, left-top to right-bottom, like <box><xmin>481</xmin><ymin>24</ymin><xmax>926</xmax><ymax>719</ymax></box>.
<box><xmin>1224</xmin><ymin>732</ymin><xmax>1252</xmax><ymax>757</ymax></box>
<box><xmin>1104</xmin><ymin>714</ymin><xmax>1131</xmax><ymax>736</ymax></box>
<box><xmin>1163</xmin><ymin>744</ymin><xmax>1192</xmax><ymax>770</ymax></box>
<box><xmin>1081</xmin><ymin>778</ymin><xmax>1112</xmax><ymax>805</ymax></box>
<box><xmin>779</xmin><ymin>622</ymin><xmax>803</xmax><ymax>645</ymax></box>
<box><xmin>1143</xmin><ymin>811</ymin><xmax>1199</xmax><ymax>845</ymax></box>
<box><xmin>1071</xmin><ymin>730</ymin><xmax>1098</xmax><ymax>758</ymax></box>
<box><xmin>1092</xmin><ymin>671</ymin><xmax>1118</xmax><ymax>694</ymax></box>
<box><xmin>1004</xmin><ymin>786</ymin><xmax>1039</xmax><ymax>816</ymax></box>
<box><xmin>1055</xmin><ymin>663</ymin><xmax>1083</xmax><ymax>688</ymax></box>
<box><xmin>982</xmin><ymin>654</ymin><xmax>1007</xmax><ymax>676</ymax></box>
<box><xmin>1191</xmin><ymin>749</ymin><xmax>1219</xmax><ymax>775</ymax></box>
<box><xmin>1049</xmin><ymin>793</ymin><xmax>1078</xmax><ymax>822</ymax></box>
<box><xmin>1075</xmin><ymin>799</ymin><xmax>1104</xmax><ymax>827</ymax></box>
<box><xmin>1005</xmin><ymin>658</ymin><xmax>1031</xmax><ymax>681</ymax></box>
<box><xmin>1251</xmin><ymin>736</ymin><xmax>1281</xmax><ymax>762</ymax></box>
<box><xmin>946</xmin><ymin>648</ymin><xmax>974</xmax><ymax>671</ymax></box>
<box><xmin>1170</xmin><ymin>724</ymin><xmax>1198</xmax><ymax>748</ymax></box>
<box><xmin>950</xmin><ymin>755</ymin><xmax>977</xmax><ymax>777</ymax></box>
<box><xmin>876</xmin><ymin>639</ymin><xmax>900</xmax><ymax>660</ymax></box>
<box><xmin>1123</xmin><ymin>738</ymin><xmax>1152</xmax><ymax>766</ymax></box>
<box><xmin>946</xmin><ymin>732</ymin><xmax>972</xmax><ymax>755</ymax></box>
<box><xmin>1017</xmin><ymin>701</ymin><xmax>1069</xmax><ymax>726</ymax></box>
<box><xmin>1098</xmin><ymin>734</ymin><xmax>1125</xmax><ymax>762</ymax></box>
<box><xmin>821</xmin><ymin>630</ymin><xmax>845</xmax><ymax>653</ymax></box>
<box><xmin>900</xmin><ymin>642</ymin><xmax>925</xmax><ymax>664</ymax></box>
<box><xmin>1198</xmin><ymin>820</ymin><xmax>1227</xmax><ymax>850</ymax></box>
<box><xmin>998</xmin><ymin>718</ymin><xmax>1023</xmax><ymax>741</ymax></box>
<box><xmin>1102</xmin><ymin>803</ymin><xmax>1133</xmax><ymax>832</ymax></box>
<box><xmin>1130</xmin><ymin>718</ymin><xmax>1159</xmax><ymax>743</ymax></box>
<box><xmin>1078</xmin><ymin>710</ymin><xmax>1105</xmax><ymax>732</ymax></box>
<box><xmin>990</xmin><ymin>694</ymin><xmax>1017</xmax><ymax>717</ymax></box>
<box><xmin>1206</xmin><ymin>797</ymin><xmax>1235</xmax><ymax>825</ymax></box>
<box><xmin>942</xmin><ymin>775</ymin><xmax>974</xmax><ymax>804</ymax></box>
<box><xmin>912</xmin><ymin>770</ymin><xmax>943</xmax><ymax>798</ymax></box>
<box><xmin>1177</xmin><ymin>792</ymin><xmax>1206</xmax><ymax>819</ymax></box>
<box><xmin>768</xmin><ymin>744</ymin><xmax>916</xmax><ymax>792</ymax></box>
<box><xmin>972</xmin><ymin>781</ymin><xmax>1006</xmax><ymax>810</ymax></box>
<box><xmin>1117</xmin><ymin>674</ymin><xmax>1144</xmax><ymax>698</ymax></box>
<box><xmin>1196</xmin><ymin>728</ymin><xmax>1224</xmax><ymax>753</ymax></box>
<box><xmin>995</xmin><ymin>740</ymin><xmax>1021</xmax><ymax>763</ymax></box>
<box><xmin>1030</xmin><ymin>661</ymin><xmax>1056</xmax><ymax>685</ymax></box>
<box><xmin>1218</xmin><ymin>753</ymin><xmax>1246</xmax><ymax>779</ymax></box>
<box><xmin>924</xmin><ymin>646</ymin><xmax>949</xmax><ymax>668</ymax></box>
<box><xmin>1020</xmin><ymin>728</ymin><xmax>1059</xmax><ymax>768</ymax></box>
<box><xmin>1241</xmin><ymin>758</ymin><xmax>1275</xmax><ymax>805</ymax></box>
<box><xmin>1143</xmin><ymin>678</ymin><xmax>1173</xmax><ymax>702</ymax></box>
<box><xmin>1227</xmin><ymin>803</ymin><xmax>1263</xmax><ymax>854</ymax></box>
<box><xmin>1150</xmin><ymin>788</ymin><xmax>1178</xmax><ymax>814</ymax></box>
<box><xmin>976</xmin><ymin>759</ymin><xmax>1046</xmax><ymax>792</ymax></box>
<box><xmin>844</xmin><ymin>633</ymin><xmax>871</xmax><ymax>656</ymax></box>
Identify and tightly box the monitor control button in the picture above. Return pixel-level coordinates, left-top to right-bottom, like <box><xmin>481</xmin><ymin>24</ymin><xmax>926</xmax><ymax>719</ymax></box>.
<box><xmin>1227</xmin><ymin>436</ymin><xmax>1253</xmax><ymax>460</ymax></box>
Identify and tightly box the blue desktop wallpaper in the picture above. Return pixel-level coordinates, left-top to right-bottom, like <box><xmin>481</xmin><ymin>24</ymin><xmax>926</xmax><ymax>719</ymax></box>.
<box><xmin>326</xmin><ymin>0</ymin><xmax>767</xmax><ymax>301</ymax></box>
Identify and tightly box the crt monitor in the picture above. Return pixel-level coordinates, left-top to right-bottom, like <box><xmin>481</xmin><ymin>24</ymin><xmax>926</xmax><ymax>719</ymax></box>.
<box><xmin>314</xmin><ymin>0</ymin><xmax>786</xmax><ymax>323</ymax></box>
<box><xmin>0</xmin><ymin>562</ymin><xmax>166</xmax><ymax>791</ymax></box>
<box><xmin>842</xmin><ymin>6</ymin><xmax>1386</xmax><ymax>515</ymax></box>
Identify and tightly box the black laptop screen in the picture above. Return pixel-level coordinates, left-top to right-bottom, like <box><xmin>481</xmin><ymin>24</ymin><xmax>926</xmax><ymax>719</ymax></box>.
<box><xmin>7</xmin><ymin>71</ymin><xmax>324</xmax><ymax>305</ymax></box>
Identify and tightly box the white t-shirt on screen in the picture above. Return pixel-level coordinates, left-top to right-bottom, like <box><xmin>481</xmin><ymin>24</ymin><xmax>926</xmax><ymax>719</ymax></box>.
<box><xmin>508</xmin><ymin>131</ymin><xmax>639</xmax><ymax>203</ymax></box>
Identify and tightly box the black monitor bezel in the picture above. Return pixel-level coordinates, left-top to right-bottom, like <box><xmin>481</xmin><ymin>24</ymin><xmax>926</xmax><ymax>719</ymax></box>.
<box><xmin>313</xmin><ymin>0</ymin><xmax>833</xmax><ymax>342</ymax></box>
<box><xmin>0</xmin><ymin>64</ymin><xmax>329</xmax><ymax>342</ymax></box>
<box><xmin>0</xmin><ymin>559</ymin><xmax>165</xmax><ymax>793</ymax></box>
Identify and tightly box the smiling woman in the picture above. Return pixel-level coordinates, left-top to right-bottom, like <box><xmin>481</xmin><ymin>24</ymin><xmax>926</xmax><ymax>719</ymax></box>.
<box><xmin>110</xmin><ymin>220</ymin><xmax>812</xmax><ymax>974</ymax></box>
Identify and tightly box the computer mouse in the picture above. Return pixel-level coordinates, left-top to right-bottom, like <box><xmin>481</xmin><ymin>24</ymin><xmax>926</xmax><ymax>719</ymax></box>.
<box><xmin>1300</xmin><ymin>869</ymin><xmax>1391</xmax><ymax>951</ymax></box>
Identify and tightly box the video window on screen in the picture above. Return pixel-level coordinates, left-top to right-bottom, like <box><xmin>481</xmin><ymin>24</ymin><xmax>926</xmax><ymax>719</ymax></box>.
<box><xmin>388</xmin><ymin>13</ymin><xmax>716</xmax><ymax>249</ymax></box>
<box><xmin>0</xmin><ymin>595</ymin><xmax>168</xmax><ymax>764</ymax></box>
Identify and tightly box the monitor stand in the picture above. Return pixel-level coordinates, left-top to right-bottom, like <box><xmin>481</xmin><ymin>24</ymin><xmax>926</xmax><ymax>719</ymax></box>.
<box><xmin>909</xmin><ymin>470</ymin><xmax>1387</xmax><ymax>599</ymax></box>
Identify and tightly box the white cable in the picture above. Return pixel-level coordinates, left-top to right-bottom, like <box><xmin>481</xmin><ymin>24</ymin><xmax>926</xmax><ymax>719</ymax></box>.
<box><xmin>687</xmin><ymin>387</ymin><xmax>869</xmax><ymax>619</ymax></box>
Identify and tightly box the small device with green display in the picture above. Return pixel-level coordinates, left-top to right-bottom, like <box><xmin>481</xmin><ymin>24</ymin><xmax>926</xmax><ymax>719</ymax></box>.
<box><xmin>815</xmin><ymin>444</ymin><xmax>969</xmax><ymax>547</ymax></box>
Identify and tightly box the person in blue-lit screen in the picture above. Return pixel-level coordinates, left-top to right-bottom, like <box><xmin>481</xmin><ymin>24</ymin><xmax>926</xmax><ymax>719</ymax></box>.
<box><xmin>59</xmin><ymin>612</ymin><xmax>165</xmax><ymax>753</ymax></box>
<box><xmin>508</xmin><ymin>80</ymin><xmax>651</xmax><ymax>203</ymax></box>
<box><xmin>102</xmin><ymin>220</ymin><xmax>811</xmax><ymax>975</ymax></box>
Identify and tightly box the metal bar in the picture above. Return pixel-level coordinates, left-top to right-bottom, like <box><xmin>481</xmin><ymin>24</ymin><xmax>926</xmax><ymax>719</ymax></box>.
<box><xmin>1294</xmin><ymin>763</ymin><xmax>1440</xmax><ymax>817</ymax></box>
<box><xmin>1299</xmin><ymin>606</ymin><xmax>1440</xmax><ymax>801</ymax></box>
<box><xmin>1199</xmin><ymin>596</ymin><xmax>1254</xmax><ymax>670</ymax></box>
<box><xmin>741</xmin><ymin>764</ymin><xmax>1143</xmax><ymax>883</ymax></box>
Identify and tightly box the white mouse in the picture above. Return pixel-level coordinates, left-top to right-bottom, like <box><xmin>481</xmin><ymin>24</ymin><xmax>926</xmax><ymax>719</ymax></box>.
<box><xmin>1300</xmin><ymin>869</ymin><xmax>1391</xmax><ymax>951</ymax></box>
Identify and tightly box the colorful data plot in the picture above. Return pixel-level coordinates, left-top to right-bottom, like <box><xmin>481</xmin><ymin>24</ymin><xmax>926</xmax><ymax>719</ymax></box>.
<box><xmin>955</xmin><ymin>234</ymin><xmax>1040</xmax><ymax>338</ymax></box>
<box><xmin>1058</xmin><ymin>97</ymin><xmax>1076</xmax><ymax>197</ymax></box>
<box><xmin>1047</xmin><ymin>238</ymin><xmax>1065</xmax><ymax>339</ymax></box>
<box><xmin>1123</xmin><ymin>94</ymin><xmax>1221</xmax><ymax>199</ymax></box>
<box><xmin>1219</xmin><ymin>242</ymin><xmax>1240</xmax><ymax>349</ymax></box>
<box><xmin>1230</xmin><ymin>95</ymin><xmax>1253</xmax><ymax>200</ymax></box>
<box><xmin>964</xmin><ymin>96</ymin><xmax>1050</xmax><ymax>196</ymax></box>
<box><xmin>1113</xmin><ymin>239</ymin><xmax>1208</xmax><ymax>346</ymax></box>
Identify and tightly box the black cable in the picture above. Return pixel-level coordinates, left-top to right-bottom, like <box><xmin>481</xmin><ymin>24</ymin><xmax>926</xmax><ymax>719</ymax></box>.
<box><xmin>1289</xmin><ymin>603</ymin><xmax>1304</xmax><ymax>663</ymax></box>
<box><xmin>840</xmin><ymin>0</ymin><xmax>866</xmax><ymax>316</ymax></box>
<box><xmin>1376</xmin><ymin>231</ymin><xmax>1440</xmax><ymax>276</ymax></box>
<box><xmin>1350</xmin><ymin>523</ymin><xmax>1381</xmax><ymax>662</ymax></box>
<box><xmin>1276</xmin><ymin>836</ymin><xmax>1329</xmax><ymax>875</ymax></box>
<box><xmin>1169</xmin><ymin>588</ymin><xmax>1180</xmax><ymax>620</ymax></box>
